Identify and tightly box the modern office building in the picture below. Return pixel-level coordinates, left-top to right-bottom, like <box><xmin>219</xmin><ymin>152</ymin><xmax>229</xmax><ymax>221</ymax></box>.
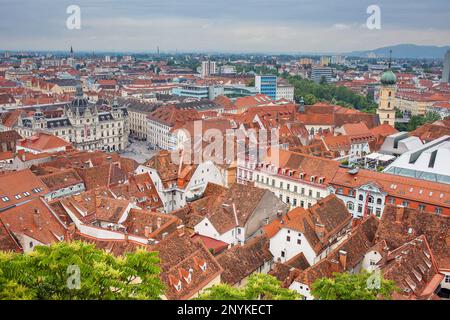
<box><xmin>311</xmin><ymin>67</ymin><xmax>333</xmax><ymax>83</ymax></box>
<box><xmin>442</xmin><ymin>50</ymin><xmax>450</xmax><ymax>83</ymax></box>
<box><xmin>255</xmin><ymin>75</ymin><xmax>277</xmax><ymax>100</ymax></box>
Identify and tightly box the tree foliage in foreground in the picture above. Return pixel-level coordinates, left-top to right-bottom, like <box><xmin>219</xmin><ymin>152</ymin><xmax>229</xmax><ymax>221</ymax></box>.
<box><xmin>311</xmin><ymin>271</ymin><xmax>397</xmax><ymax>300</ymax></box>
<box><xmin>0</xmin><ymin>241</ymin><xmax>164</xmax><ymax>300</ymax></box>
<box><xmin>197</xmin><ymin>273</ymin><xmax>300</xmax><ymax>300</ymax></box>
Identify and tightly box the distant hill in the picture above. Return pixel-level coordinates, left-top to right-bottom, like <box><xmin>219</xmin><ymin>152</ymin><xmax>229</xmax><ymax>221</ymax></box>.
<box><xmin>348</xmin><ymin>44</ymin><xmax>450</xmax><ymax>59</ymax></box>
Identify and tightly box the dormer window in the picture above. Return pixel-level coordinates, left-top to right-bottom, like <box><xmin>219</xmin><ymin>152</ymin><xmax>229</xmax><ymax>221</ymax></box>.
<box><xmin>1</xmin><ymin>196</ymin><xmax>10</xmax><ymax>202</ymax></box>
<box><xmin>310</xmin><ymin>176</ymin><xmax>315</xmax><ymax>182</ymax></box>
<box><xmin>174</xmin><ymin>280</ymin><xmax>182</xmax><ymax>291</ymax></box>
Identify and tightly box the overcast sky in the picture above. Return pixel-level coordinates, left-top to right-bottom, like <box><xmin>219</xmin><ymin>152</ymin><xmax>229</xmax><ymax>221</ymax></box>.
<box><xmin>1</xmin><ymin>0</ymin><xmax>449</xmax><ymax>53</ymax></box>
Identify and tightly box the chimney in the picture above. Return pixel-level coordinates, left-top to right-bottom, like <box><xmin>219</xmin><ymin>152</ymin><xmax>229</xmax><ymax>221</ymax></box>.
<box><xmin>314</xmin><ymin>222</ymin><xmax>325</xmax><ymax>239</ymax></box>
<box><xmin>177</xmin><ymin>224</ymin><xmax>185</xmax><ymax>237</ymax></box>
<box><xmin>66</xmin><ymin>223</ymin><xmax>76</xmax><ymax>241</ymax></box>
<box><xmin>156</xmin><ymin>217</ymin><xmax>162</xmax><ymax>229</ymax></box>
<box><xmin>339</xmin><ymin>250</ymin><xmax>347</xmax><ymax>270</ymax></box>
<box><xmin>33</xmin><ymin>208</ymin><xmax>41</xmax><ymax>228</ymax></box>
<box><xmin>144</xmin><ymin>226</ymin><xmax>153</xmax><ymax>238</ymax></box>
<box><xmin>330</xmin><ymin>259</ymin><xmax>340</xmax><ymax>273</ymax></box>
<box><xmin>395</xmin><ymin>206</ymin><xmax>405</xmax><ymax>223</ymax></box>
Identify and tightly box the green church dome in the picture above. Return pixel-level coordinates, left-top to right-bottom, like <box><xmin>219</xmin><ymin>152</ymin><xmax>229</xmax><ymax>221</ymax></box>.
<box><xmin>381</xmin><ymin>70</ymin><xmax>397</xmax><ymax>85</ymax></box>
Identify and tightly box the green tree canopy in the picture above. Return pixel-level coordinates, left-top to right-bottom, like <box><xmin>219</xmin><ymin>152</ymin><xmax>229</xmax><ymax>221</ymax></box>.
<box><xmin>284</xmin><ymin>75</ymin><xmax>377</xmax><ymax>111</ymax></box>
<box><xmin>311</xmin><ymin>271</ymin><xmax>397</xmax><ymax>300</ymax></box>
<box><xmin>0</xmin><ymin>241</ymin><xmax>164</xmax><ymax>300</ymax></box>
<box><xmin>197</xmin><ymin>273</ymin><xmax>300</xmax><ymax>300</ymax></box>
<box><xmin>395</xmin><ymin>111</ymin><xmax>442</xmax><ymax>132</ymax></box>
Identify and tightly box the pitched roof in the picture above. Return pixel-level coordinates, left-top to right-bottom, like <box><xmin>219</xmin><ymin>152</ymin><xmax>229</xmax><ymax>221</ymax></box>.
<box><xmin>379</xmin><ymin>235</ymin><xmax>444</xmax><ymax>300</ymax></box>
<box><xmin>121</xmin><ymin>209</ymin><xmax>181</xmax><ymax>240</ymax></box>
<box><xmin>216</xmin><ymin>235</ymin><xmax>272</xmax><ymax>285</ymax></box>
<box><xmin>39</xmin><ymin>168</ymin><xmax>83</xmax><ymax>191</ymax></box>
<box><xmin>154</xmin><ymin>232</ymin><xmax>223</xmax><ymax>300</ymax></box>
<box><xmin>293</xmin><ymin>215</ymin><xmax>379</xmax><ymax>286</ymax></box>
<box><xmin>192</xmin><ymin>183</ymin><xmax>273</xmax><ymax>234</ymax></box>
<box><xmin>0</xmin><ymin>197</ymin><xmax>66</xmax><ymax>246</ymax></box>
<box><xmin>375</xmin><ymin>205</ymin><xmax>450</xmax><ymax>271</ymax></box>
<box><xmin>0</xmin><ymin>130</ymin><xmax>22</xmax><ymax>144</ymax></box>
<box><xmin>0</xmin><ymin>169</ymin><xmax>49</xmax><ymax>211</ymax></box>
<box><xmin>264</xmin><ymin>194</ymin><xmax>352</xmax><ymax>254</ymax></box>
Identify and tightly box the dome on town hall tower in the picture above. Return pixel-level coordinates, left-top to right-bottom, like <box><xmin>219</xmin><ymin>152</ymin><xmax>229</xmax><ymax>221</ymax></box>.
<box><xmin>71</xmin><ymin>85</ymin><xmax>88</xmax><ymax>109</ymax></box>
<box><xmin>380</xmin><ymin>69</ymin><xmax>397</xmax><ymax>85</ymax></box>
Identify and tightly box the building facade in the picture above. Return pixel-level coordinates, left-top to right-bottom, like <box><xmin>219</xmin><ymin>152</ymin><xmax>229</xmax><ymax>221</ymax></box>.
<box><xmin>16</xmin><ymin>87</ymin><xmax>129</xmax><ymax>152</ymax></box>
<box><xmin>255</xmin><ymin>75</ymin><xmax>277</xmax><ymax>100</ymax></box>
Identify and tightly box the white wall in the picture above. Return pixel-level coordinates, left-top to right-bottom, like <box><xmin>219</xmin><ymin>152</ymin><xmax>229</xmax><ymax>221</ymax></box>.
<box><xmin>269</xmin><ymin>228</ymin><xmax>317</xmax><ymax>265</ymax></box>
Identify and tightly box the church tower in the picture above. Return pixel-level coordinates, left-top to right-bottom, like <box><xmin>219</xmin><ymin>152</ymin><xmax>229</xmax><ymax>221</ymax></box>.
<box><xmin>377</xmin><ymin>50</ymin><xmax>397</xmax><ymax>127</ymax></box>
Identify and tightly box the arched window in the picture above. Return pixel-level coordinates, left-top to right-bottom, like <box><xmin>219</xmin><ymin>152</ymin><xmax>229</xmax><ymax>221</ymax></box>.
<box><xmin>388</xmin><ymin>91</ymin><xmax>391</xmax><ymax>97</ymax></box>
<box><xmin>359</xmin><ymin>194</ymin><xmax>364</xmax><ymax>201</ymax></box>
<box><xmin>368</xmin><ymin>195</ymin><xmax>374</xmax><ymax>203</ymax></box>
<box><xmin>387</xmin><ymin>102</ymin><xmax>391</xmax><ymax>108</ymax></box>
<box><xmin>347</xmin><ymin>202</ymin><xmax>354</xmax><ymax>210</ymax></box>
<box><xmin>377</xmin><ymin>198</ymin><xmax>382</xmax><ymax>205</ymax></box>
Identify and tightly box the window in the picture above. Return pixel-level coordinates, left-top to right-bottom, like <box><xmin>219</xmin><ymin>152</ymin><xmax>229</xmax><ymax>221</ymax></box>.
<box><xmin>445</xmin><ymin>275</ymin><xmax>450</xmax><ymax>283</ymax></box>
<box><xmin>435</xmin><ymin>207</ymin><xmax>442</xmax><ymax>214</ymax></box>
<box><xmin>279</xmin><ymin>182</ymin><xmax>283</xmax><ymax>188</ymax></box>
<box><xmin>286</xmin><ymin>196</ymin><xmax>290</xmax><ymax>204</ymax></box>
<box><xmin>376</xmin><ymin>198</ymin><xmax>382</xmax><ymax>205</ymax></box>
<box><xmin>347</xmin><ymin>202</ymin><xmax>354</xmax><ymax>210</ymax></box>
<box><xmin>297</xmin><ymin>239</ymin><xmax>301</xmax><ymax>245</ymax></box>
<box><xmin>308</xmin><ymin>190</ymin><xmax>312</xmax><ymax>197</ymax></box>
<box><xmin>376</xmin><ymin>208</ymin><xmax>381</xmax><ymax>217</ymax></box>
<box><xmin>368</xmin><ymin>196</ymin><xmax>374</xmax><ymax>203</ymax></box>
<box><xmin>286</xmin><ymin>236</ymin><xmax>291</xmax><ymax>242</ymax></box>
<box><xmin>418</xmin><ymin>204</ymin><xmax>426</xmax><ymax>211</ymax></box>
<box><xmin>358</xmin><ymin>204</ymin><xmax>363</xmax><ymax>213</ymax></box>
<box><xmin>359</xmin><ymin>194</ymin><xmax>364</xmax><ymax>201</ymax></box>
<box><xmin>14</xmin><ymin>194</ymin><xmax>21</xmax><ymax>200</ymax></box>
<box><xmin>1</xmin><ymin>196</ymin><xmax>10</xmax><ymax>202</ymax></box>
<box><xmin>281</xmin><ymin>251</ymin><xmax>285</xmax><ymax>258</ymax></box>
<box><xmin>316</xmin><ymin>192</ymin><xmax>320</xmax><ymax>198</ymax></box>
<box><xmin>294</xmin><ymin>186</ymin><xmax>298</xmax><ymax>193</ymax></box>
<box><xmin>389</xmin><ymin>197</ymin><xmax>395</xmax><ymax>204</ymax></box>
<box><xmin>293</xmin><ymin>198</ymin><xmax>297</xmax><ymax>206</ymax></box>
<box><xmin>402</xmin><ymin>201</ymin><xmax>409</xmax><ymax>207</ymax></box>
